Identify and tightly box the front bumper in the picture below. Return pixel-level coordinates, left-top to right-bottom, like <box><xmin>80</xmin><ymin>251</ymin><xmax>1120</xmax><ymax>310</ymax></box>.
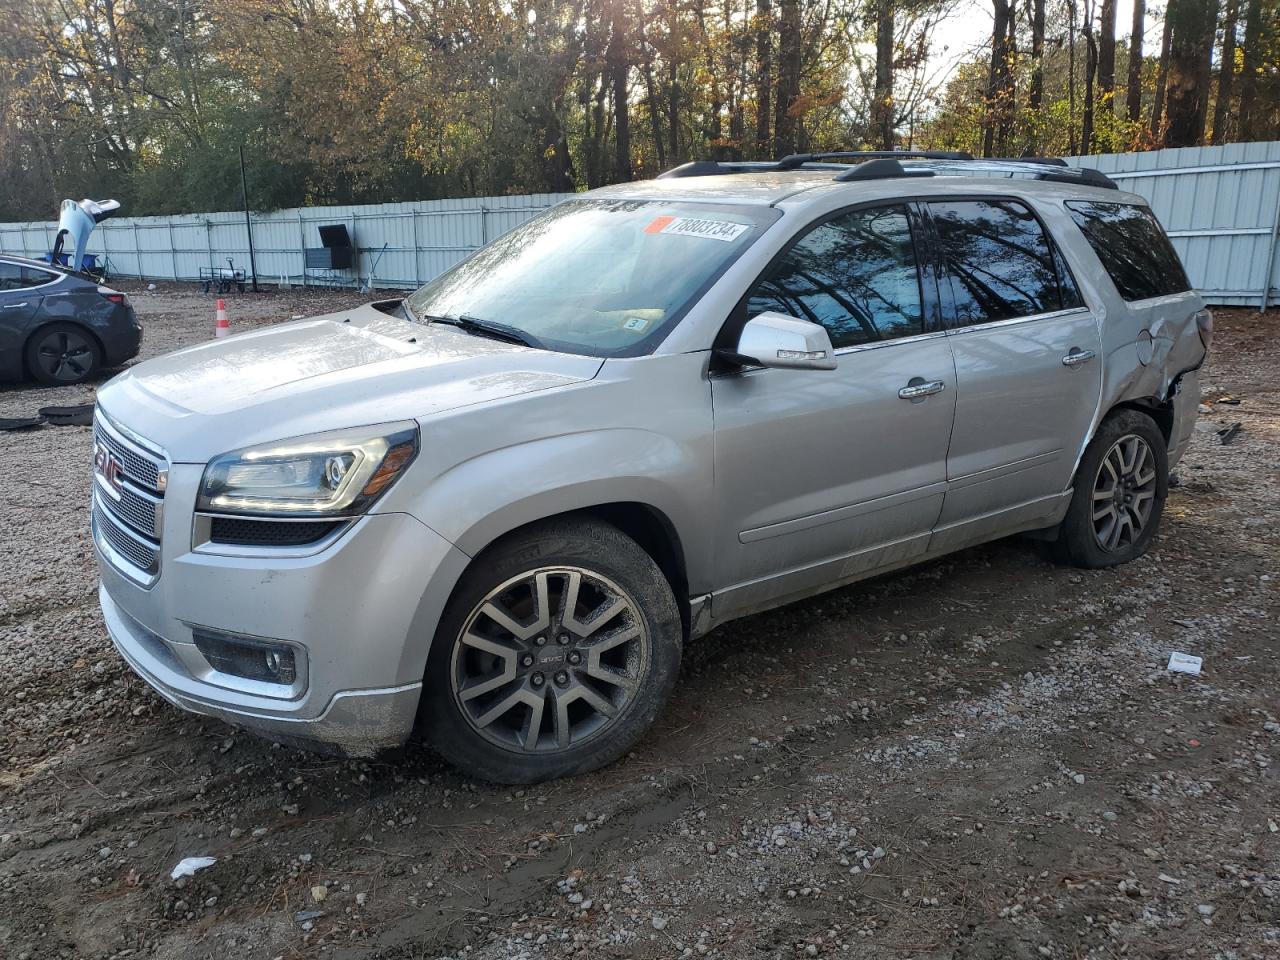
<box><xmin>95</xmin><ymin>463</ymin><xmax>470</xmax><ymax>754</ymax></box>
<box><xmin>103</xmin><ymin>584</ymin><xmax>422</xmax><ymax>754</ymax></box>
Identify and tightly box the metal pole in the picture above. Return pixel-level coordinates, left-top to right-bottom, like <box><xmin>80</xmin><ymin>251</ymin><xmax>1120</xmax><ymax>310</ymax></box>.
<box><xmin>1262</xmin><ymin>184</ymin><xmax>1280</xmax><ymax>313</ymax></box>
<box><xmin>239</xmin><ymin>145</ymin><xmax>260</xmax><ymax>292</ymax></box>
<box><xmin>298</xmin><ymin>211</ymin><xmax>307</xmax><ymax>288</ymax></box>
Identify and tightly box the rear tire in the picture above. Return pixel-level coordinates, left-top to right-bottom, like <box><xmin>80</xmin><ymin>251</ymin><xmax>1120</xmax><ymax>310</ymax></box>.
<box><xmin>1054</xmin><ymin>409</ymin><xmax>1168</xmax><ymax>568</ymax></box>
<box><xmin>25</xmin><ymin>323</ymin><xmax>103</xmax><ymax>386</ymax></box>
<box><xmin>421</xmin><ymin>518</ymin><xmax>682</xmax><ymax>783</ymax></box>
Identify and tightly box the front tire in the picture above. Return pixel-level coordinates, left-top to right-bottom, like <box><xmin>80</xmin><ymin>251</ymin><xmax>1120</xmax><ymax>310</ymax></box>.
<box><xmin>421</xmin><ymin>518</ymin><xmax>682</xmax><ymax>783</ymax></box>
<box><xmin>1055</xmin><ymin>409</ymin><xmax>1168</xmax><ymax>568</ymax></box>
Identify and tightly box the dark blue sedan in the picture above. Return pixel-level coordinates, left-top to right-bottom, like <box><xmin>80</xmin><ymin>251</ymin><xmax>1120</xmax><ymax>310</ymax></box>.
<box><xmin>0</xmin><ymin>255</ymin><xmax>141</xmax><ymax>385</ymax></box>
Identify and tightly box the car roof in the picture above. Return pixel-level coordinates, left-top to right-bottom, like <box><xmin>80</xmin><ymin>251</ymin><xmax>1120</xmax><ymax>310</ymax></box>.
<box><xmin>586</xmin><ymin>160</ymin><xmax>1143</xmax><ymax>210</ymax></box>
<box><xmin>0</xmin><ymin>253</ymin><xmax>69</xmax><ymax>273</ymax></box>
<box><xmin>587</xmin><ymin>172</ymin><xmax>838</xmax><ymax>206</ymax></box>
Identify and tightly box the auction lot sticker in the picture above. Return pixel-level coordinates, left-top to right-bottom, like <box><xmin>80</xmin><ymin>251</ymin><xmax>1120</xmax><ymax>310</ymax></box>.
<box><xmin>644</xmin><ymin>215</ymin><xmax>749</xmax><ymax>242</ymax></box>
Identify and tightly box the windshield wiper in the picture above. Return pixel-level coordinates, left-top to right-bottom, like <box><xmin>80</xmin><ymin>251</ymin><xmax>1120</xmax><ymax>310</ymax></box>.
<box><xmin>421</xmin><ymin>312</ymin><xmax>544</xmax><ymax>350</ymax></box>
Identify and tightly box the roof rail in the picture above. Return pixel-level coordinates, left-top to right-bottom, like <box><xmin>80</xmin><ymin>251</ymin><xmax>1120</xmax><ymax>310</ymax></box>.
<box><xmin>833</xmin><ymin>157</ymin><xmax>935</xmax><ymax>182</ymax></box>
<box><xmin>774</xmin><ymin>150</ymin><xmax>974</xmax><ymax>169</ymax></box>
<box><xmin>656</xmin><ymin>151</ymin><xmax>1119</xmax><ymax>190</ymax></box>
<box><xmin>988</xmin><ymin>156</ymin><xmax>1069</xmax><ymax>167</ymax></box>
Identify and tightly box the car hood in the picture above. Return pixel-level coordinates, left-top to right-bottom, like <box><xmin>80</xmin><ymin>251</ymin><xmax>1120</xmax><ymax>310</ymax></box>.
<box><xmin>96</xmin><ymin>302</ymin><xmax>603</xmax><ymax>462</ymax></box>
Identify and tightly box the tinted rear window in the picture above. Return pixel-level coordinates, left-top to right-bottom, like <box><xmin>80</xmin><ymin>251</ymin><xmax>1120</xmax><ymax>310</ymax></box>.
<box><xmin>928</xmin><ymin>199</ymin><xmax>1079</xmax><ymax>326</ymax></box>
<box><xmin>1065</xmin><ymin>201</ymin><xmax>1191</xmax><ymax>301</ymax></box>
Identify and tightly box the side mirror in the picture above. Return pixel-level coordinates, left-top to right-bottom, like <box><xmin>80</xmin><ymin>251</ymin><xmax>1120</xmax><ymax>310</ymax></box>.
<box><xmin>728</xmin><ymin>311</ymin><xmax>837</xmax><ymax>371</ymax></box>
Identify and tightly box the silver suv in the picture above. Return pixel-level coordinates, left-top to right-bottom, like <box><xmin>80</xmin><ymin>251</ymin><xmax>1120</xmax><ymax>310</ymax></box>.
<box><xmin>93</xmin><ymin>153</ymin><xmax>1210</xmax><ymax>783</ymax></box>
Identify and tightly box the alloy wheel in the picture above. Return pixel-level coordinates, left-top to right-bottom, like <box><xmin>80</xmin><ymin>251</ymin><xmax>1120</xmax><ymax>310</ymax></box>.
<box><xmin>1091</xmin><ymin>433</ymin><xmax>1158</xmax><ymax>552</ymax></box>
<box><xmin>449</xmin><ymin>566</ymin><xmax>649</xmax><ymax>753</ymax></box>
<box><xmin>35</xmin><ymin>329</ymin><xmax>95</xmax><ymax>382</ymax></box>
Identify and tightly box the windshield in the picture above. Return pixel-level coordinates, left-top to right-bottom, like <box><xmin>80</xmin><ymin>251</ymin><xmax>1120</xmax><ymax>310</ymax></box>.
<box><xmin>404</xmin><ymin>198</ymin><xmax>776</xmax><ymax>357</ymax></box>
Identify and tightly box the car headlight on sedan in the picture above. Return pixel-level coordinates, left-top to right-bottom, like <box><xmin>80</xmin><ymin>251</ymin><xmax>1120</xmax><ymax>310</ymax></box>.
<box><xmin>197</xmin><ymin>423</ymin><xmax>419</xmax><ymax>517</ymax></box>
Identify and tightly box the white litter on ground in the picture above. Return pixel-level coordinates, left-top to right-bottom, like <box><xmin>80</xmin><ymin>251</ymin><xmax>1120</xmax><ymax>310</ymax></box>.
<box><xmin>1167</xmin><ymin>652</ymin><xmax>1203</xmax><ymax>675</ymax></box>
<box><xmin>170</xmin><ymin>856</ymin><xmax>217</xmax><ymax>880</ymax></box>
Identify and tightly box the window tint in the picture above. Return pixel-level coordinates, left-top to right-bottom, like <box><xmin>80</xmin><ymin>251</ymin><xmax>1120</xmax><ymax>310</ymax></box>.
<box><xmin>929</xmin><ymin>200</ymin><xmax>1070</xmax><ymax>325</ymax></box>
<box><xmin>747</xmin><ymin>205</ymin><xmax>923</xmax><ymax>349</ymax></box>
<box><xmin>1065</xmin><ymin>201</ymin><xmax>1191</xmax><ymax>301</ymax></box>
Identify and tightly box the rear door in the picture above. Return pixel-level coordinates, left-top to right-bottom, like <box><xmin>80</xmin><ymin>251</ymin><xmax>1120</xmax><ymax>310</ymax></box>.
<box><xmin>0</xmin><ymin>261</ymin><xmax>46</xmax><ymax>373</ymax></box>
<box><xmin>710</xmin><ymin>202</ymin><xmax>957</xmax><ymax>619</ymax></box>
<box><xmin>925</xmin><ymin>198</ymin><xmax>1102</xmax><ymax>552</ymax></box>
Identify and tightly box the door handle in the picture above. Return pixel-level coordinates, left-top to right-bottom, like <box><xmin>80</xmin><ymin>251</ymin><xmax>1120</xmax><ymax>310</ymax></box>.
<box><xmin>1062</xmin><ymin>348</ymin><xmax>1097</xmax><ymax>366</ymax></box>
<box><xmin>1</xmin><ymin>302</ymin><xmax>29</xmax><ymax>309</ymax></box>
<box><xmin>898</xmin><ymin>379</ymin><xmax>946</xmax><ymax>400</ymax></box>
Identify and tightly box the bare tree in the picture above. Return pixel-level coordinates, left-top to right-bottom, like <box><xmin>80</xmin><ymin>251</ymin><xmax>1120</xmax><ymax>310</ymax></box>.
<box><xmin>1164</xmin><ymin>0</ymin><xmax>1218</xmax><ymax>146</ymax></box>
<box><xmin>982</xmin><ymin>0</ymin><xmax>1015</xmax><ymax>157</ymax></box>
<box><xmin>754</xmin><ymin>0</ymin><xmax>771</xmax><ymax>155</ymax></box>
<box><xmin>1149</xmin><ymin>7</ymin><xmax>1174</xmax><ymax>139</ymax></box>
<box><xmin>873</xmin><ymin>0</ymin><xmax>895</xmax><ymax>149</ymax></box>
<box><xmin>1097</xmin><ymin>0</ymin><xmax>1117</xmax><ymax>116</ymax></box>
<box><xmin>1211</xmin><ymin>0</ymin><xmax>1240</xmax><ymax>143</ymax></box>
<box><xmin>1125</xmin><ymin>0</ymin><xmax>1146</xmax><ymax>122</ymax></box>
<box><xmin>773</xmin><ymin>0</ymin><xmax>801</xmax><ymax>155</ymax></box>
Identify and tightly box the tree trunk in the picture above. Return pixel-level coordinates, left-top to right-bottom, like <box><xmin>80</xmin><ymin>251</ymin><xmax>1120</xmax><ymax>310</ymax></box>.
<box><xmin>1237</xmin><ymin>0</ymin><xmax>1265</xmax><ymax>139</ymax></box>
<box><xmin>1164</xmin><ymin>0</ymin><xmax>1218</xmax><ymax>147</ymax></box>
<box><xmin>1125</xmin><ymin>0</ymin><xmax>1146</xmax><ymax>122</ymax></box>
<box><xmin>754</xmin><ymin>0</ymin><xmax>771</xmax><ymax>155</ymax></box>
<box><xmin>1098</xmin><ymin>0</ymin><xmax>1117</xmax><ymax>116</ymax></box>
<box><xmin>1205</xmin><ymin>0</ymin><xmax>1235</xmax><ymax>142</ymax></box>
<box><xmin>1081</xmin><ymin>0</ymin><xmax>1097</xmax><ymax>152</ymax></box>
<box><xmin>982</xmin><ymin>0</ymin><xmax>1014</xmax><ymax>157</ymax></box>
<box><xmin>638</xmin><ymin>25</ymin><xmax>667</xmax><ymax>168</ymax></box>
<box><xmin>668</xmin><ymin>61</ymin><xmax>680</xmax><ymax>162</ymax></box>
<box><xmin>1028</xmin><ymin>0</ymin><xmax>1047</xmax><ymax>112</ymax></box>
<box><xmin>608</xmin><ymin>1</ymin><xmax>633</xmax><ymax>181</ymax></box>
<box><xmin>773</xmin><ymin>0</ymin><xmax>801</xmax><ymax>156</ymax></box>
<box><xmin>873</xmin><ymin>0</ymin><xmax>895</xmax><ymax>149</ymax></box>
<box><xmin>1150</xmin><ymin>10</ymin><xmax>1174</xmax><ymax>139</ymax></box>
<box><xmin>1067</xmin><ymin>0</ymin><xmax>1078</xmax><ymax>153</ymax></box>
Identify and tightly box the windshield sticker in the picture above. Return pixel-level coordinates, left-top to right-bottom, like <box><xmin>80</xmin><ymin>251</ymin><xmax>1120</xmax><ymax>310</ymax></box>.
<box><xmin>622</xmin><ymin>316</ymin><xmax>651</xmax><ymax>332</ymax></box>
<box><xmin>644</xmin><ymin>216</ymin><xmax>749</xmax><ymax>242</ymax></box>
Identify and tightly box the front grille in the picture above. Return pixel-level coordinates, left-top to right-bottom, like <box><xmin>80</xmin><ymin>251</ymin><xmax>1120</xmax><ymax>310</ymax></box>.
<box><xmin>95</xmin><ymin>421</ymin><xmax>161</xmax><ymax>489</ymax></box>
<box><xmin>93</xmin><ymin>414</ymin><xmax>167</xmax><ymax>583</ymax></box>
<box><xmin>94</xmin><ymin>500</ymin><xmax>159</xmax><ymax>574</ymax></box>
<box><xmin>108</xmin><ymin>484</ymin><xmax>161</xmax><ymax>538</ymax></box>
<box><xmin>209</xmin><ymin>517</ymin><xmax>344</xmax><ymax>546</ymax></box>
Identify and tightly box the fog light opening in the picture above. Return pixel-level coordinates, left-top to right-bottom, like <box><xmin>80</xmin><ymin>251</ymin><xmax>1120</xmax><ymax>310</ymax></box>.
<box><xmin>191</xmin><ymin>627</ymin><xmax>299</xmax><ymax>686</ymax></box>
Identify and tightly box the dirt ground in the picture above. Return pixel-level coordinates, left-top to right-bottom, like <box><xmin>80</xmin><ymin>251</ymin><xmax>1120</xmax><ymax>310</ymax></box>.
<box><xmin>0</xmin><ymin>284</ymin><xmax>1276</xmax><ymax>960</ymax></box>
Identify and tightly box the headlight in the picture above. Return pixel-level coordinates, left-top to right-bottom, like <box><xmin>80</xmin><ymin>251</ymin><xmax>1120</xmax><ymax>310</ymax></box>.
<box><xmin>197</xmin><ymin>423</ymin><xmax>419</xmax><ymax>517</ymax></box>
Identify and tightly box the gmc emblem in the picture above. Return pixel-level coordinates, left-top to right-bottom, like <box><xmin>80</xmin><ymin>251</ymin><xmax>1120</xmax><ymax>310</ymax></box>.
<box><xmin>94</xmin><ymin>443</ymin><xmax>125</xmax><ymax>497</ymax></box>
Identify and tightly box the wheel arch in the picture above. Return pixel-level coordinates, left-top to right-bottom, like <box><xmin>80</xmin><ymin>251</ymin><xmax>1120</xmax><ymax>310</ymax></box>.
<box><xmin>1105</xmin><ymin>396</ymin><xmax>1174</xmax><ymax>447</ymax></box>
<box><xmin>456</xmin><ymin>500</ymin><xmax>693</xmax><ymax>639</ymax></box>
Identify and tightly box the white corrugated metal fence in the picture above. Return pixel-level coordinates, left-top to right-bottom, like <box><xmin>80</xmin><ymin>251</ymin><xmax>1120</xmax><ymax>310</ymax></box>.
<box><xmin>0</xmin><ymin>194</ymin><xmax>575</xmax><ymax>291</ymax></box>
<box><xmin>2</xmin><ymin>141</ymin><xmax>1278</xmax><ymax>306</ymax></box>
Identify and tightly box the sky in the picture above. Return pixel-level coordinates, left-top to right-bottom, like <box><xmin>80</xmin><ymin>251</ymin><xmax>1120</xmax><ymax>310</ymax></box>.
<box><xmin>928</xmin><ymin>0</ymin><xmax>1154</xmax><ymax>86</ymax></box>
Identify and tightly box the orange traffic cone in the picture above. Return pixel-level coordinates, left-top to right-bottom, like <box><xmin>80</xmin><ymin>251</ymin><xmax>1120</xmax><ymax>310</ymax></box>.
<box><xmin>214</xmin><ymin>298</ymin><xmax>230</xmax><ymax>338</ymax></box>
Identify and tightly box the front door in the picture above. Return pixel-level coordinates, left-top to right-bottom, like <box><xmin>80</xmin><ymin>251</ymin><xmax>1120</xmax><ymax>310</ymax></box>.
<box><xmin>711</xmin><ymin>203</ymin><xmax>958</xmax><ymax>620</ymax></box>
<box><xmin>924</xmin><ymin>198</ymin><xmax>1103</xmax><ymax>552</ymax></box>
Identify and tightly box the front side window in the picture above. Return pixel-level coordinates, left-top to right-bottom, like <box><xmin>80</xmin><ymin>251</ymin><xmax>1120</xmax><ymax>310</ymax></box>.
<box><xmin>1065</xmin><ymin>201</ymin><xmax>1192</xmax><ymax>302</ymax></box>
<box><xmin>746</xmin><ymin>205</ymin><xmax>924</xmax><ymax>349</ymax></box>
<box><xmin>929</xmin><ymin>200</ymin><xmax>1072</xmax><ymax>325</ymax></box>
<box><xmin>404</xmin><ymin>199</ymin><xmax>775</xmax><ymax>358</ymax></box>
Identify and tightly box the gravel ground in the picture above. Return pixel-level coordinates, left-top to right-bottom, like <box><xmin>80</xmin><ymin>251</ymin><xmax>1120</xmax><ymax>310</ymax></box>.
<box><xmin>0</xmin><ymin>286</ymin><xmax>1276</xmax><ymax>960</ymax></box>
